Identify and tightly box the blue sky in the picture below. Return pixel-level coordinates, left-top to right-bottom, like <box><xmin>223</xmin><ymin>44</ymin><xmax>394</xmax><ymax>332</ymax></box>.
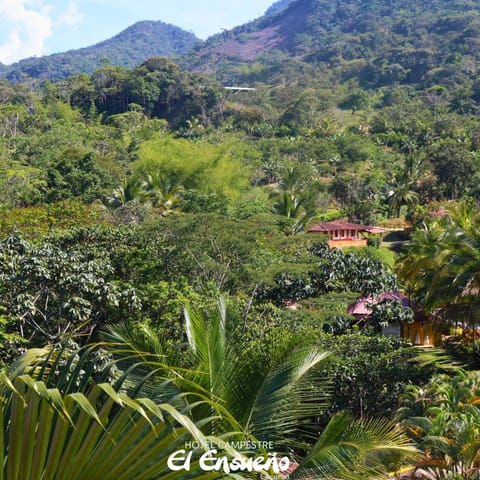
<box><xmin>0</xmin><ymin>0</ymin><xmax>276</xmax><ymax>64</ymax></box>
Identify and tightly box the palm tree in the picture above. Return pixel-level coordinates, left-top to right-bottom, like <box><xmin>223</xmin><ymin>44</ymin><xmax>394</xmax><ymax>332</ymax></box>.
<box><xmin>291</xmin><ymin>412</ymin><xmax>416</xmax><ymax>480</ymax></box>
<box><xmin>397</xmin><ymin>202</ymin><xmax>480</xmax><ymax>326</ymax></box>
<box><xmin>397</xmin><ymin>370</ymin><xmax>480</xmax><ymax>480</ymax></box>
<box><xmin>388</xmin><ymin>177</ymin><xmax>419</xmax><ymax>218</ymax></box>
<box><xmin>106</xmin><ymin>176</ymin><xmax>150</xmax><ymax>208</ymax></box>
<box><xmin>396</xmin><ymin>220</ymin><xmax>445</xmax><ymax>307</ymax></box>
<box><xmin>272</xmin><ymin>190</ymin><xmax>305</xmax><ymax>219</ymax></box>
<box><xmin>144</xmin><ymin>171</ymin><xmax>182</xmax><ymax>216</ymax></box>
<box><xmin>4</xmin><ymin>310</ymin><xmax>417</xmax><ymax>480</ymax></box>
<box><xmin>106</xmin><ymin>172</ymin><xmax>183</xmax><ymax>217</ymax></box>
<box><xmin>271</xmin><ymin>167</ymin><xmax>320</xmax><ymax>233</ymax></box>
<box><xmin>1</xmin><ymin>340</ymin><xmax>417</xmax><ymax>480</ymax></box>
<box><xmin>317</xmin><ymin>117</ymin><xmax>340</xmax><ymax>138</ymax></box>
<box><xmin>104</xmin><ymin>299</ymin><xmax>417</xmax><ymax>478</ymax></box>
<box><xmin>106</xmin><ymin>298</ymin><xmax>331</xmax><ymax>448</ymax></box>
<box><xmin>387</xmin><ymin>156</ymin><xmax>426</xmax><ymax>217</ymax></box>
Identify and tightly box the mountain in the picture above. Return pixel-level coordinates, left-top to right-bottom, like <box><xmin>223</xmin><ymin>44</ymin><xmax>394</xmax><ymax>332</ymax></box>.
<box><xmin>3</xmin><ymin>0</ymin><xmax>480</xmax><ymax>92</ymax></box>
<box><xmin>182</xmin><ymin>0</ymin><xmax>309</xmax><ymax>72</ymax></box>
<box><xmin>265</xmin><ymin>0</ymin><xmax>296</xmax><ymax>16</ymax></box>
<box><xmin>183</xmin><ymin>0</ymin><xmax>480</xmax><ymax>89</ymax></box>
<box><xmin>1</xmin><ymin>21</ymin><xmax>200</xmax><ymax>83</ymax></box>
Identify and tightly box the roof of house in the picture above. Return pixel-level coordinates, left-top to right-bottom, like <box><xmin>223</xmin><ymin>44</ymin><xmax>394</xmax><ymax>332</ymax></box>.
<box><xmin>308</xmin><ymin>220</ymin><xmax>386</xmax><ymax>234</ymax></box>
<box><xmin>279</xmin><ymin>462</ymin><xmax>299</xmax><ymax>479</ymax></box>
<box><xmin>348</xmin><ymin>291</ymin><xmax>412</xmax><ymax>316</ymax></box>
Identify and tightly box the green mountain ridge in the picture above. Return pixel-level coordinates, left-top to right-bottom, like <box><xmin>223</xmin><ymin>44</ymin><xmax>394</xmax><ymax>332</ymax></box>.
<box><xmin>3</xmin><ymin>0</ymin><xmax>480</xmax><ymax>92</ymax></box>
<box><xmin>0</xmin><ymin>20</ymin><xmax>199</xmax><ymax>83</ymax></box>
<box><xmin>182</xmin><ymin>0</ymin><xmax>480</xmax><ymax>90</ymax></box>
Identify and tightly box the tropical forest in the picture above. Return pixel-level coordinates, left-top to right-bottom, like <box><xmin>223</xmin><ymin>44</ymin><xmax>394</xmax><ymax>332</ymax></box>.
<box><xmin>2</xmin><ymin>0</ymin><xmax>480</xmax><ymax>478</ymax></box>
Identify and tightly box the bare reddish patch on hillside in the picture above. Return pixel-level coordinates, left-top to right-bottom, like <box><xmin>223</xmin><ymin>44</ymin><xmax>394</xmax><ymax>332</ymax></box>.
<box><xmin>196</xmin><ymin>1</ymin><xmax>309</xmax><ymax>68</ymax></box>
<box><xmin>211</xmin><ymin>25</ymin><xmax>285</xmax><ymax>60</ymax></box>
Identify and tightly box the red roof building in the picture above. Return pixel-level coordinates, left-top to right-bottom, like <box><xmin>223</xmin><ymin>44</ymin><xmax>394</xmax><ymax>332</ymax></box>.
<box><xmin>307</xmin><ymin>221</ymin><xmax>385</xmax><ymax>248</ymax></box>
<box><xmin>347</xmin><ymin>292</ymin><xmax>413</xmax><ymax>316</ymax></box>
<box><xmin>347</xmin><ymin>292</ymin><xmax>436</xmax><ymax>346</ymax></box>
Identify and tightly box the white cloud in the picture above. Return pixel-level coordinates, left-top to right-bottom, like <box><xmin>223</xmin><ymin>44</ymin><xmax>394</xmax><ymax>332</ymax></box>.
<box><xmin>0</xmin><ymin>0</ymin><xmax>52</xmax><ymax>64</ymax></box>
<box><xmin>59</xmin><ymin>1</ymin><xmax>83</xmax><ymax>28</ymax></box>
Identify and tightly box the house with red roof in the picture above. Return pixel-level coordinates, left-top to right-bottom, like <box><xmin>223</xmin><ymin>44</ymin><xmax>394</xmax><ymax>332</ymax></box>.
<box><xmin>307</xmin><ymin>220</ymin><xmax>385</xmax><ymax>248</ymax></box>
<box><xmin>347</xmin><ymin>291</ymin><xmax>436</xmax><ymax>346</ymax></box>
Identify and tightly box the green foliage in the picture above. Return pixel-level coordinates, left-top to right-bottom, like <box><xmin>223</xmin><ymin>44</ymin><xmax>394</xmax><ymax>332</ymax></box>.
<box><xmin>101</xmin><ymin>300</ymin><xmax>417</xmax><ymax>479</ymax></box>
<box><xmin>368</xmin><ymin>299</ymin><xmax>415</xmax><ymax>328</ymax></box>
<box><xmin>397</xmin><ymin>369</ymin><xmax>480</xmax><ymax>479</ymax></box>
<box><xmin>257</xmin><ymin>241</ymin><xmax>398</xmax><ymax>305</ymax></box>
<box><xmin>46</xmin><ymin>148</ymin><xmax>114</xmax><ymax>202</ymax></box>
<box><xmin>397</xmin><ymin>202</ymin><xmax>480</xmax><ymax>324</ymax></box>
<box><xmin>0</xmin><ymin>166</ymin><xmax>46</xmax><ymax>207</ymax></box>
<box><xmin>443</xmin><ymin>330</ymin><xmax>480</xmax><ymax>369</ymax></box>
<box><xmin>269</xmin><ymin>166</ymin><xmax>324</xmax><ymax>232</ymax></box>
<box><xmin>0</xmin><ymin>201</ymin><xmax>106</xmax><ymax>238</ymax></box>
<box><xmin>0</xmin><ymin>235</ymin><xmax>139</xmax><ymax>357</ymax></box>
<box><xmin>2</xmin><ymin>7</ymin><xmax>480</xmax><ymax>476</ymax></box>
<box><xmin>0</xmin><ymin>365</ymin><xmax>239</xmax><ymax>480</ymax></box>
<box><xmin>291</xmin><ymin>411</ymin><xmax>417</xmax><ymax>480</ymax></box>
<box><xmin>135</xmin><ymin>134</ymin><xmax>250</xmax><ymax>201</ymax></box>
<box><xmin>86</xmin><ymin>58</ymin><xmax>222</xmax><ymax>128</ymax></box>
<box><xmin>107</xmin><ymin>299</ymin><xmax>332</xmax><ymax>451</ymax></box>
<box><xmin>343</xmin><ymin>245</ymin><xmax>396</xmax><ymax>268</ymax></box>
<box><xmin>427</xmin><ymin>140</ymin><xmax>478</xmax><ymax>199</ymax></box>
<box><xmin>3</xmin><ymin>333</ymin><xmax>416</xmax><ymax>480</ymax></box>
<box><xmin>339</xmin><ymin>90</ymin><xmax>371</xmax><ymax>114</ymax></box>
<box><xmin>321</xmin><ymin>333</ymin><xmax>433</xmax><ymax>420</ymax></box>
<box><xmin>312</xmin><ymin>243</ymin><xmax>398</xmax><ymax>296</ymax></box>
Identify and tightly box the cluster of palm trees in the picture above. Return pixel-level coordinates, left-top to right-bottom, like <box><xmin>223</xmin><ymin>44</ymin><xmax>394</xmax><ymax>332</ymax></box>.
<box><xmin>1</xmin><ymin>300</ymin><xmax>417</xmax><ymax>479</ymax></box>
<box><xmin>270</xmin><ymin>166</ymin><xmax>322</xmax><ymax>233</ymax></box>
<box><xmin>387</xmin><ymin>156</ymin><xmax>434</xmax><ymax>218</ymax></box>
<box><xmin>397</xmin><ymin>369</ymin><xmax>480</xmax><ymax>479</ymax></box>
<box><xmin>397</xmin><ymin>201</ymin><xmax>480</xmax><ymax>326</ymax></box>
<box><xmin>106</xmin><ymin>171</ymin><xmax>182</xmax><ymax>216</ymax></box>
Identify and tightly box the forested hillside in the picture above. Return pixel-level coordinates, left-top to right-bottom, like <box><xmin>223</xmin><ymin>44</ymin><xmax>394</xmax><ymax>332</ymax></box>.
<box><xmin>0</xmin><ymin>21</ymin><xmax>199</xmax><ymax>83</ymax></box>
<box><xmin>1</xmin><ymin>1</ymin><xmax>480</xmax><ymax>478</ymax></box>
<box><xmin>184</xmin><ymin>0</ymin><xmax>480</xmax><ymax>92</ymax></box>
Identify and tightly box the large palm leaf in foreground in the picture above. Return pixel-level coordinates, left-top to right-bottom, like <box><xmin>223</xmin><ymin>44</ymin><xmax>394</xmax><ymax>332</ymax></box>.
<box><xmin>291</xmin><ymin>412</ymin><xmax>417</xmax><ymax>480</ymax></box>
<box><xmin>4</xmin><ymin>340</ymin><xmax>418</xmax><ymax>480</ymax></box>
<box><xmin>0</xmin><ymin>370</ymin><xmax>243</xmax><ymax>480</ymax></box>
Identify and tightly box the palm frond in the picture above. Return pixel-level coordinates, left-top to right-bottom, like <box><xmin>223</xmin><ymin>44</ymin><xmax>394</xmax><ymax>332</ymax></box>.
<box><xmin>184</xmin><ymin>299</ymin><xmax>228</xmax><ymax>396</ymax></box>
<box><xmin>291</xmin><ymin>412</ymin><xmax>418</xmax><ymax>480</ymax></box>
<box><xmin>0</xmin><ymin>373</ymin><xmax>245</xmax><ymax>480</ymax></box>
<box><xmin>226</xmin><ymin>346</ymin><xmax>331</xmax><ymax>445</ymax></box>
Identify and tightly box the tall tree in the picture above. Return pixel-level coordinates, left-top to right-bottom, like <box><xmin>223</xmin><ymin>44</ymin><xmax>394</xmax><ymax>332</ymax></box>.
<box><xmin>427</xmin><ymin>140</ymin><xmax>477</xmax><ymax>199</ymax></box>
<box><xmin>387</xmin><ymin>156</ymin><xmax>432</xmax><ymax>217</ymax></box>
<box><xmin>397</xmin><ymin>202</ymin><xmax>480</xmax><ymax>325</ymax></box>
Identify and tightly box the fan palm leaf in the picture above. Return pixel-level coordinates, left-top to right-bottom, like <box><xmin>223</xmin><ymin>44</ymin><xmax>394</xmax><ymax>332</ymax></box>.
<box><xmin>0</xmin><ymin>372</ymin><xmax>244</xmax><ymax>480</ymax></box>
